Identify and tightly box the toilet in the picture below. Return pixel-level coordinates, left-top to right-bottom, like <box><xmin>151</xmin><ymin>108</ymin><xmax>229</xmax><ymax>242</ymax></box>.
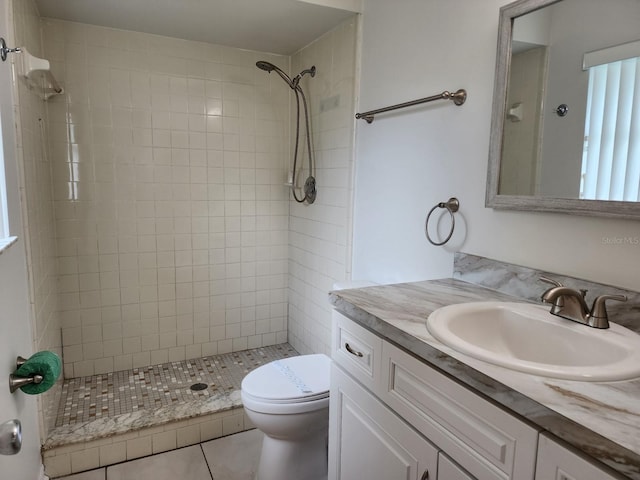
<box><xmin>241</xmin><ymin>353</ymin><xmax>331</xmax><ymax>480</ymax></box>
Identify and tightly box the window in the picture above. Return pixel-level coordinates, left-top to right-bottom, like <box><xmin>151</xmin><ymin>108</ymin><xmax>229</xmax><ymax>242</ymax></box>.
<box><xmin>580</xmin><ymin>41</ymin><xmax>640</xmax><ymax>201</ymax></box>
<box><xmin>0</xmin><ymin>112</ymin><xmax>17</xmax><ymax>253</ymax></box>
<box><xmin>0</xmin><ymin>112</ymin><xmax>9</xmax><ymax>238</ymax></box>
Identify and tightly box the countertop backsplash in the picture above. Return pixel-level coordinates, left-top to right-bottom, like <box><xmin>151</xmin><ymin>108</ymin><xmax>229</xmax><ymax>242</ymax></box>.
<box><xmin>453</xmin><ymin>252</ymin><xmax>640</xmax><ymax>333</ymax></box>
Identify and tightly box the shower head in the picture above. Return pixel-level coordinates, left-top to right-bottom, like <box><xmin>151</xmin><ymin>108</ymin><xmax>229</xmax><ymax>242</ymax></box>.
<box><xmin>256</xmin><ymin>61</ymin><xmax>295</xmax><ymax>89</ymax></box>
<box><xmin>256</xmin><ymin>61</ymin><xmax>277</xmax><ymax>72</ymax></box>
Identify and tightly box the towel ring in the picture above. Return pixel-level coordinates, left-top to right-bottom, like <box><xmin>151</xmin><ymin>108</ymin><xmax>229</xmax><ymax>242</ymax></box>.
<box><xmin>425</xmin><ymin>197</ymin><xmax>459</xmax><ymax>246</ymax></box>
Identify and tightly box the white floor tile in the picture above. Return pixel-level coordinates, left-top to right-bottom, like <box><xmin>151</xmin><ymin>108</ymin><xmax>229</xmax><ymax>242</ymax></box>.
<box><xmin>106</xmin><ymin>445</ymin><xmax>212</xmax><ymax>480</ymax></box>
<box><xmin>58</xmin><ymin>469</ymin><xmax>105</xmax><ymax>480</ymax></box>
<box><xmin>201</xmin><ymin>429</ymin><xmax>263</xmax><ymax>480</ymax></box>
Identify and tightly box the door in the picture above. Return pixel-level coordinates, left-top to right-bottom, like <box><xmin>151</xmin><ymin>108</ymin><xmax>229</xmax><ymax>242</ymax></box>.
<box><xmin>0</xmin><ymin>0</ymin><xmax>43</xmax><ymax>477</ymax></box>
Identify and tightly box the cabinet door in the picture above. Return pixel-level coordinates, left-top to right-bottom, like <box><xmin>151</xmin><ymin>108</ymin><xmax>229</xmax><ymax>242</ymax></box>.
<box><xmin>439</xmin><ymin>453</ymin><xmax>476</xmax><ymax>480</ymax></box>
<box><xmin>535</xmin><ymin>434</ymin><xmax>623</xmax><ymax>480</ymax></box>
<box><xmin>381</xmin><ymin>341</ymin><xmax>537</xmax><ymax>480</ymax></box>
<box><xmin>329</xmin><ymin>364</ymin><xmax>438</xmax><ymax>480</ymax></box>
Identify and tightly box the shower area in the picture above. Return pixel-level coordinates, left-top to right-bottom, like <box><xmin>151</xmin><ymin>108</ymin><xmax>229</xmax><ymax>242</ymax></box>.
<box><xmin>8</xmin><ymin>0</ymin><xmax>359</xmax><ymax>476</ymax></box>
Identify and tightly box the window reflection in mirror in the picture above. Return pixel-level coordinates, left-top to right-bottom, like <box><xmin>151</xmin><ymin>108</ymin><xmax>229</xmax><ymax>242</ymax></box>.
<box><xmin>580</xmin><ymin>43</ymin><xmax>640</xmax><ymax>202</ymax></box>
<box><xmin>497</xmin><ymin>0</ymin><xmax>640</xmax><ymax>201</ymax></box>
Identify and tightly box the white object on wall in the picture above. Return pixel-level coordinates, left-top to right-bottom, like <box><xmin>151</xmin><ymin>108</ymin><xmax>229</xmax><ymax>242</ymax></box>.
<box><xmin>17</xmin><ymin>47</ymin><xmax>63</xmax><ymax>100</ymax></box>
<box><xmin>507</xmin><ymin>102</ymin><xmax>523</xmax><ymax>122</ymax></box>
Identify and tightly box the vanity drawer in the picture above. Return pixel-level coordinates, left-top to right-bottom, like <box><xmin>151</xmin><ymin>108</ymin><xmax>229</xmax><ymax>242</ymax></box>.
<box><xmin>331</xmin><ymin>311</ymin><xmax>382</xmax><ymax>392</ymax></box>
<box><xmin>381</xmin><ymin>342</ymin><xmax>538</xmax><ymax>480</ymax></box>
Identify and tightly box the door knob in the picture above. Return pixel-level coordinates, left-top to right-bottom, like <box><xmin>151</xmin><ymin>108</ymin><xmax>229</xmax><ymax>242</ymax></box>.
<box><xmin>0</xmin><ymin>419</ymin><xmax>22</xmax><ymax>455</ymax></box>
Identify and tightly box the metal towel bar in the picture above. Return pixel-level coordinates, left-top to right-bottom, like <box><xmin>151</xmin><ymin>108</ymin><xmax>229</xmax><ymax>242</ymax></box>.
<box><xmin>355</xmin><ymin>89</ymin><xmax>467</xmax><ymax>123</ymax></box>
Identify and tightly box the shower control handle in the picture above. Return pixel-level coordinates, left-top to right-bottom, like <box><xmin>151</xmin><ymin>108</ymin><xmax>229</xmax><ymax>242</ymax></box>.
<box><xmin>344</xmin><ymin>343</ymin><xmax>364</xmax><ymax>358</ymax></box>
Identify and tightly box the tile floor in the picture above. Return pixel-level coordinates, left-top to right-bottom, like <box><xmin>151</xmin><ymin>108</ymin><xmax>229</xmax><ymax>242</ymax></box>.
<box><xmin>57</xmin><ymin>429</ymin><xmax>263</xmax><ymax>480</ymax></box>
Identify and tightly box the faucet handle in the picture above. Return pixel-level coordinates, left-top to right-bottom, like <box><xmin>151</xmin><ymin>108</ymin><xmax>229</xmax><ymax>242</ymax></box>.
<box><xmin>588</xmin><ymin>294</ymin><xmax>627</xmax><ymax>328</ymax></box>
<box><xmin>540</xmin><ymin>276</ymin><xmax>563</xmax><ymax>287</ymax></box>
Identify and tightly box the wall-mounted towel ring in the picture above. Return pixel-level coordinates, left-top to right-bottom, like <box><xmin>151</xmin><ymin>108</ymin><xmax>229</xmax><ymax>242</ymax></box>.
<box><xmin>425</xmin><ymin>197</ymin><xmax>459</xmax><ymax>246</ymax></box>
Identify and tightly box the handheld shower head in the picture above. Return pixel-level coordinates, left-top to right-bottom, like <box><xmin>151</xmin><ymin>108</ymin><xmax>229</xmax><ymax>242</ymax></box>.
<box><xmin>255</xmin><ymin>61</ymin><xmax>295</xmax><ymax>89</ymax></box>
<box><xmin>256</xmin><ymin>61</ymin><xmax>276</xmax><ymax>72</ymax></box>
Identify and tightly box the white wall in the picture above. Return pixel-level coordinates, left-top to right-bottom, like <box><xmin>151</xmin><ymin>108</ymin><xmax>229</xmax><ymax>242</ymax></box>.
<box><xmin>512</xmin><ymin>7</ymin><xmax>551</xmax><ymax>47</ymax></box>
<box><xmin>353</xmin><ymin>0</ymin><xmax>640</xmax><ymax>291</ymax></box>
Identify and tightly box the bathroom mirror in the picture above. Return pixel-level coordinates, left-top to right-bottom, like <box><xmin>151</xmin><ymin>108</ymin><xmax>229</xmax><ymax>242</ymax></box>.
<box><xmin>486</xmin><ymin>0</ymin><xmax>640</xmax><ymax>219</ymax></box>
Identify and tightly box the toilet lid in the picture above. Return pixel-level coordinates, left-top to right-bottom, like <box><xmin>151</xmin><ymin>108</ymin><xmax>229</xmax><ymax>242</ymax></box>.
<box><xmin>241</xmin><ymin>354</ymin><xmax>330</xmax><ymax>404</ymax></box>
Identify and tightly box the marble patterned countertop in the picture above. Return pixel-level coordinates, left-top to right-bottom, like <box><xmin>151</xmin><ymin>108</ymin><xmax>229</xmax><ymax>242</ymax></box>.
<box><xmin>329</xmin><ymin>278</ymin><xmax>640</xmax><ymax>480</ymax></box>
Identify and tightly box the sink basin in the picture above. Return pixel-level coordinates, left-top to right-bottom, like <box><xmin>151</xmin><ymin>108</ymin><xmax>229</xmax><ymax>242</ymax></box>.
<box><xmin>426</xmin><ymin>302</ymin><xmax>640</xmax><ymax>381</ymax></box>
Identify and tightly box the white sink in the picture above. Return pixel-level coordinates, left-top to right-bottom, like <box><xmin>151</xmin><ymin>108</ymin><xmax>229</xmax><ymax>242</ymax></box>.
<box><xmin>426</xmin><ymin>302</ymin><xmax>640</xmax><ymax>381</ymax></box>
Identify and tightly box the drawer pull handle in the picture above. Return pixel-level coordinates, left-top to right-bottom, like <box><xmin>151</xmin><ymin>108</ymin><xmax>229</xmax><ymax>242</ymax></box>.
<box><xmin>345</xmin><ymin>343</ymin><xmax>364</xmax><ymax>357</ymax></box>
<box><xmin>420</xmin><ymin>469</ymin><xmax>429</xmax><ymax>480</ymax></box>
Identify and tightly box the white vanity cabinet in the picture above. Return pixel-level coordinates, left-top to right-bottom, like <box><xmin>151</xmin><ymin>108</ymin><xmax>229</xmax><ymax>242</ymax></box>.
<box><xmin>329</xmin><ymin>311</ymin><xmax>538</xmax><ymax>480</ymax></box>
<box><xmin>535</xmin><ymin>434</ymin><xmax>623</xmax><ymax>480</ymax></box>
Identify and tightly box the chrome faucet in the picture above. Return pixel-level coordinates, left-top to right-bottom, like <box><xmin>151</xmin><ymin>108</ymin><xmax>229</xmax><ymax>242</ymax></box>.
<box><xmin>540</xmin><ymin>277</ymin><xmax>627</xmax><ymax>329</ymax></box>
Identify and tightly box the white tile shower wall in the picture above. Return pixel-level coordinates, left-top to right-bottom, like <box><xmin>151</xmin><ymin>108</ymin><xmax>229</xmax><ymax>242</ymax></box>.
<box><xmin>42</xmin><ymin>19</ymin><xmax>291</xmax><ymax>377</ymax></box>
<box><xmin>11</xmin><ymin>0</ymin><xmax>62</xmax><ymax>438</ymax></box>
<box><xmin>287</xmin><ymin>17</ymin><xmax>358</xmax><ymax>355</ymax></box>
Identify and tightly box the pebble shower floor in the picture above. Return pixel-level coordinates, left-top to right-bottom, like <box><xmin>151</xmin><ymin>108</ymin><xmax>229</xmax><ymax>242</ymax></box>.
<box><xmin>55</xmin><ymin>344</ymin><xmax>298</xmax><ymax>427</ymax></box>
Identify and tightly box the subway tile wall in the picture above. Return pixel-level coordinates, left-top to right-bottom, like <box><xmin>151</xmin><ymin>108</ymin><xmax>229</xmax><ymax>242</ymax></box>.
<box><xmin>11</xmin><ymin>0</ymin><xmax>63</xmax><ymax>438</ymax></box>
<box><xmin>42</xmin><ymin>20</ymin><xmax>291</xmax><ymax>377</ymax></box>
<box><xmin>287</xmin><ymin>18</ymin><xmax>358</xmax><ymax>355</ymax></box>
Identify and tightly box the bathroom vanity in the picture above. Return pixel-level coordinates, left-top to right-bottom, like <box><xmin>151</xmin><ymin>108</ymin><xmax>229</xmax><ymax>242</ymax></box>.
<box><xmin>328</xmin><ymin>273</ymin><xmax>640</xmax><ymax>480</ymax></box>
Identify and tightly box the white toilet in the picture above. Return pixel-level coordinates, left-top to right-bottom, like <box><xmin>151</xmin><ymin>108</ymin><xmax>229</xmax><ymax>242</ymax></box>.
<box><xmin>241</xmin><ymin>353</ymin><xmax>331</xmax><ymax>480</ymax></box>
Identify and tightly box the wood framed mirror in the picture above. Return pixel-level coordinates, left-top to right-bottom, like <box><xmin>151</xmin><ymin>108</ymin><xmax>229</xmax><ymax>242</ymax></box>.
<box><xmin>486</xmin><ymin>0</ymin><xmax>640</xmax><ymax>219</ymax></box>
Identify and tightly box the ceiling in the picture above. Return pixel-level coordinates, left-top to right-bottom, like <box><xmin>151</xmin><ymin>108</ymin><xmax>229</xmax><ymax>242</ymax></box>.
<box><xmin>34</xmin><ymin>0</ymin><xmax>360</xmax><ymax>55</ymax></box>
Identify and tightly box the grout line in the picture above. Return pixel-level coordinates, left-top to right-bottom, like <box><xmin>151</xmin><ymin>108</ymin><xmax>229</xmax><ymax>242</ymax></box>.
<box><xmin>200</xmin><ymin>443</ymin><xmax>215</xmax><ymax>480</ymax></box>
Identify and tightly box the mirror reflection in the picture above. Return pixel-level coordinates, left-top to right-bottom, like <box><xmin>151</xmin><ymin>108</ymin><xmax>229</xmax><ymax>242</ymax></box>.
<box><xmin>498</xmin><ymin>0</ymin><xmax>640</xmax><ymax>202</ymax></box>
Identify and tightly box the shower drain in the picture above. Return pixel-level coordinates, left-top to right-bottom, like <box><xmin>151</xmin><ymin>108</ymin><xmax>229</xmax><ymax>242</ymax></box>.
<box><xmin>190</xmin><ymin>383</ymin><xmax>208</xmax><ymax>391</ymax></box>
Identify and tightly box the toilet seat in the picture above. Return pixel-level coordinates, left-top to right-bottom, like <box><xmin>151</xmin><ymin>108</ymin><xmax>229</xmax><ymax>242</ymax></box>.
<box><xmin>241</xmin><ymin>354</ymin><xmax>330</xmax><ymax>414</ymax></box>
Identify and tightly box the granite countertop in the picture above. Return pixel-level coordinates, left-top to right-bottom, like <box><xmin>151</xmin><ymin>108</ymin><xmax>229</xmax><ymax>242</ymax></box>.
<box><xmin>329</xmin><ymin>278</ymin><xmax>640</xmax><ymax>480</ymax></box>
